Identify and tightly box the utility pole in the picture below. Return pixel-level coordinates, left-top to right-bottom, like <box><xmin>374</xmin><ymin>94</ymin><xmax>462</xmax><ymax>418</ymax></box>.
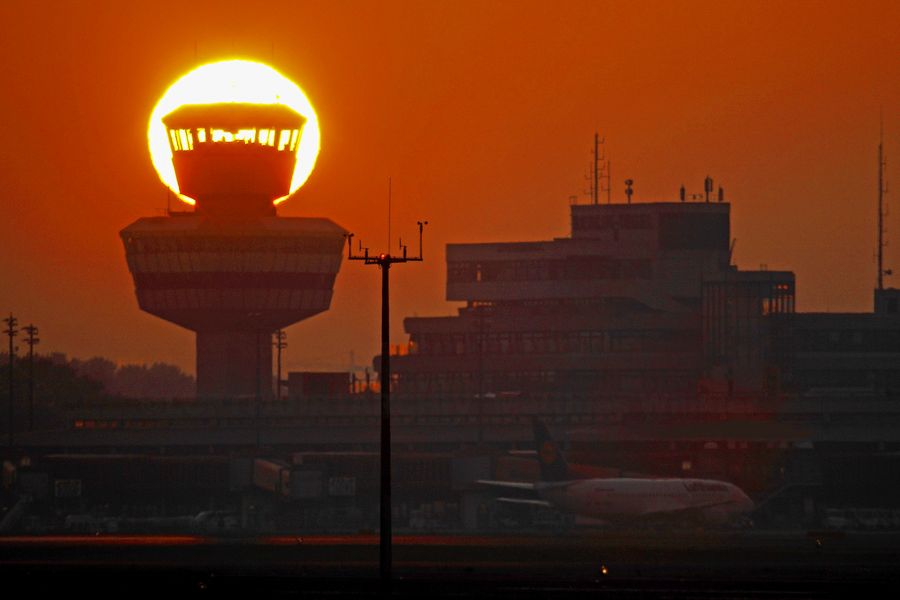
<box><xmin>273</xmin><ymin>329</ymin><xmax>287</xmax><ymax>400</ymax></box>
<box><xmin>346</xmin><ymin>220</ymin><xmax>426</xmax><ymax>587</ymax></box>
<box><xmin>606</xmin><ymin>159</ymin><xmax>612</xmax><ymax>204</ymax></box>
<box><xmin>590</xmin><ymin>133</ymin><xmax>611</xmax><ymax>204</ymax></box>
<box><xmin>3</xmin><ymin>314</ymin><xmax>18</xmax><ymax>447</ymax></box>
<box><xmin>23</xmin><ymin>325</ymin><xmax>38</xmax><ymax>432</ymax></box>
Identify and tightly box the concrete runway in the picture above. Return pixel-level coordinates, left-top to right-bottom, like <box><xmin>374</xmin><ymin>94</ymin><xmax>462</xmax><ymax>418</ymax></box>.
<box><xmin>1</xmin><ymin>531</ymin><xmax>898</xmax><ymax>597</ymax></box>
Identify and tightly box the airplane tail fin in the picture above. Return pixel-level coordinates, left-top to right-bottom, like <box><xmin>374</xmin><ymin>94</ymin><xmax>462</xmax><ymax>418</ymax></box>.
<box><xmin>533</xmin><ymin>418</ymin><xmax>568</xmax><ymax>482</ymax></box>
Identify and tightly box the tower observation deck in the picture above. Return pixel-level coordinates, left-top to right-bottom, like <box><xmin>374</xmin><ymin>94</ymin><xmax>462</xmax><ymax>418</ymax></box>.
<box><xmin>121</xmin><ymin>101</ymin><xmax>345</xmax><ymax>398</ymax></box>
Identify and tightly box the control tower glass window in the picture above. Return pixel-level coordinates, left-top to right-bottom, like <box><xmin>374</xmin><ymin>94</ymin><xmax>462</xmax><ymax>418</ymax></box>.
<box><xmin>160</xmin><ymin>103</ymin><xmax>307</xmax><ymax>215</ymax></box>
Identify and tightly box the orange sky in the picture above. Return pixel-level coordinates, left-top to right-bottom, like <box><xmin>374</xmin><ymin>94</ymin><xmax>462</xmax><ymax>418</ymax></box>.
<box><xmin>1</xmin><ymin>0</ymin><xmax>898</xmax><ymax>374</ymax></box>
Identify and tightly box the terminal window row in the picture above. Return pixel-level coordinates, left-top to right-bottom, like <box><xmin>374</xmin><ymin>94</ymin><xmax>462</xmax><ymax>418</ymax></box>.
<box><xmin>73</xmin><ymin>417</ymin><xmax>331</xmax><ymax>430</ymax></box>
<box><xmin>447</xmin><ymin>257</ymin><xmax>653</xmax><ymax>283</ymax></box>
<box><xmin>395</xmin><ymin>369</ymin><xmax>696</xmax><ymax>394</ymax></box>
<box><xmin>123</xmin><ymin>235</ymin><xmax>343</xmax><ymax>254</ymax></box>
<box><xmin>409</xmin><ymin>329</ymin><xmax>693</xmax><ymax>356</ymax></box>
<box><xmin>788</xmin><ymin>329</ymin><xmax>900</xmax><ymax>352</ymax></box>
<box><xmin>787</xmin><ymin>369</ymin><xmax>900</xmax><ymax>391</ymax></box>
<box><xmin>133</xmin><ymin>272</ymin><xmax>334</xmax><ymax>290</ymax></box>
<box><xmin>168</xmin><ymin>127</ymin><xmax>301</xmax><ymax>153</ymax></box>
<box><xmin>463</xmin><ymin>297</ymin><xmax>654</xmax><ymax>313</ymax></box>
<box><xmin>572</xmin><ymin>213</ymin><xmax>653</xmax><ymax>230</ymax></box>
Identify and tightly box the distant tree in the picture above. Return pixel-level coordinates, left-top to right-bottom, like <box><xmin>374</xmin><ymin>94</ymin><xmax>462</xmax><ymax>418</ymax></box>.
<box><xmin>1</xmin><ymin>352</ymin><xmax>196</xmax><ymax>436</ymax></box>
<box><xmin>1</xmin><ymin>353</ymin><xmax>108</xmax><ymax>432</ymax></box>
<box><xmin>71</xmin><ymin>358</ymin><xmax>196</xmax><ymax>399</ymax></box>
<box><xmin>143</xmin><ymin>362</ymin><xmax>195</xmax><ymax>398</ymax></box>
<box><xmin>70</xmin><ymin>356</ymin><xmax>117</xmax><ymax>390</ymax></box>
<box><xmin>107</xmin><ymin>364</ymin><xmax>147</xmax><ymax>397</ymax></box>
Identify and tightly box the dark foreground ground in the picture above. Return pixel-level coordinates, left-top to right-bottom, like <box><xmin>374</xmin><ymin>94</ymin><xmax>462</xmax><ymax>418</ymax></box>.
<box><xmin>2</xmin><ymin>531</ymin><xmax>899</xmax><ymax>598</ymax></box>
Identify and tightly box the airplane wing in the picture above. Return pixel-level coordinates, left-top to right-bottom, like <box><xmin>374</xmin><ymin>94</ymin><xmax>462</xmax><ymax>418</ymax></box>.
<box><xmin>476</xmin><ymin>480</ymin><xmax>536</xmax><ymax>491</ymax></box>
<box><xmin>497</xmin><ymin>497</ymin><xmax>552</xmax><ymax>508</ymax></box>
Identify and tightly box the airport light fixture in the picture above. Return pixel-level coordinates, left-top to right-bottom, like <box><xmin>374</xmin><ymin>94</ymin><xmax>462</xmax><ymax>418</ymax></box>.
<box><xmin>346</xmin><ymin>220</ymin><xmax>427</xmax><ymax>585</ymax></box>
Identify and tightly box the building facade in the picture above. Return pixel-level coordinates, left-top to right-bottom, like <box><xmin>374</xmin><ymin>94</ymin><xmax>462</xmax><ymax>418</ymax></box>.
<box><xmin>392</xmin><ymin>200</ymin><xmax>797</xmax><ymax>401</ymax></box>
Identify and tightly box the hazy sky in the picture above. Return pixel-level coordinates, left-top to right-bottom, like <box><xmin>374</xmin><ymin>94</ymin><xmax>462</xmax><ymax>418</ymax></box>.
<box><xmin>1</xmin><ymin>0</ymin><xmax>897</xmax><ymax>374</ymax></box>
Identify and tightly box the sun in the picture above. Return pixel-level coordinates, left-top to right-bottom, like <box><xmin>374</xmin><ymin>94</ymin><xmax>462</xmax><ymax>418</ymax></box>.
<box><xmin>148</xmin><ymin>60</ymin><xmax>320</xmax><ymax>206</ymax></box>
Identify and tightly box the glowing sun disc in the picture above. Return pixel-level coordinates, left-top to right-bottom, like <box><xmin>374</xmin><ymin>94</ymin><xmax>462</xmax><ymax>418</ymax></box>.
<box><xmin>148</xmin><ymin>60</ymin><xmax>320</xmax><ymax>205</ymax></box>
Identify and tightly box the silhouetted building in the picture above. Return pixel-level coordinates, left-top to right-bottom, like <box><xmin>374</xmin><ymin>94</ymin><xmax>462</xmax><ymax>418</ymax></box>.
<box><xmin>288</xmin><ymin>372</ymin><xmax>351</xmax><ymax>397</ymax></box>
<box><xmin>390</xmin><ymin>201</ymin><xmax>797</xmax><ymax>400</ymax></box>
<box><xmin>121</xmin><ymin>103</ymin><xmax>345</xmax><ymax>398</ymax></box>
<box><xmin>15</xmin><ymin>188</ymin><xmax>900</xmax><ymax>533</ymax></box>
<box><xmin>771</xmin><ymin>312</ymin><xmax>900</xmax><ymax>394</ymax></box>
<box><xmin>875</xmin><ymin>288</ymin><xmax>900</xmax><ymax>315</ymax></box>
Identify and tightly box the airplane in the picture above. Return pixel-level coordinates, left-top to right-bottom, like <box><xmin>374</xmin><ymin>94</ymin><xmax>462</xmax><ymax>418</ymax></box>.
<box><xmin>478</xmin><ymin>419</ymin><xmax>755</xmax><ymax>527</ymax></box>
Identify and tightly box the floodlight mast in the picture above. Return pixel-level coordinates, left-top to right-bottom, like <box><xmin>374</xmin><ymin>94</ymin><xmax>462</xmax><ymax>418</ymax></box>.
<box><xmin>345</xmin><ymin>220</ymin><xmax>427</xmax><ymax>586</ymax></box>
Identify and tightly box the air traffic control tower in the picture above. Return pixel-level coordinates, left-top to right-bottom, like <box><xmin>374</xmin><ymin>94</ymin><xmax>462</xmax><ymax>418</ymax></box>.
<box><xmin>121</xmin><ymin>102</ymin><xmax>345</xmax><ymax>398</ymax></box>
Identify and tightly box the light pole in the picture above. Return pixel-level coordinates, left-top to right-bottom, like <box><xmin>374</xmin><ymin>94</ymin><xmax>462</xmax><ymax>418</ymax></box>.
<box><xmin>23</xmin><ymin>325</ymin><xmax>39</xmax><ymax>432</ymax></box>
<box><xmin>346</xmin><ymin>220</ymin><xmax>426</xmax><ymax>586</ymax></box>
<box><xmin>273</xmin><ymin>329</ymin><xmax>287</xmax><ymax>400</ymax></box>
<box><xmin>3</xmin><ymin>314</ymin><xmax>18</xmax><ymax>447</ymax></box>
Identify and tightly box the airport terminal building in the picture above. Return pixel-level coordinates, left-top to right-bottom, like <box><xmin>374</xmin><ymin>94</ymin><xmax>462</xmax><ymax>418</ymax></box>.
<box><xmin>7</xmin><ymin>193</ymin><xmax>900</xmax><ymax>533</ymax></box>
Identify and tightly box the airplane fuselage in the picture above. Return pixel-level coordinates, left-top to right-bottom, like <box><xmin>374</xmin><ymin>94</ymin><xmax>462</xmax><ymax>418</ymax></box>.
<box><xmin>537</xmin><ymin>477</ymin><xmax>754</xmax><ymax>525</ymax></box>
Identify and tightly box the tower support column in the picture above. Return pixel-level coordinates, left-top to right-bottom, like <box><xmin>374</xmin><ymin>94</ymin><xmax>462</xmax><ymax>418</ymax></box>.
<box><xmin>196</xmin><ymin>330</ymin><xmax>273</xmax><ymax>398</ymax></box>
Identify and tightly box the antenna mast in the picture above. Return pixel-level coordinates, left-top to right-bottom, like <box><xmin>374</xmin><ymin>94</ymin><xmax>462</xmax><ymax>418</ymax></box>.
<box><xmin>387</xmin><ymin>177</ymin><xmax>392</xmax><ymax>251</ymax></box>
<box><xmin>605</xmin><ymin>159</ymin><xmax>611</xmax><ymax>204</ymax></box>
<box><xmin>593</xmin><ymin>133</ymin><xmax>599</xmax><ymax>205</ymax></box>
<box><xmin>878</xmin><ymin>114</ymin><xmax>890</xmax><ymax>290</ymax></box>
<box><xmin>589</xmin><ymin>133</ymin><xmax>612</xmax><ymax>204</ymax></box>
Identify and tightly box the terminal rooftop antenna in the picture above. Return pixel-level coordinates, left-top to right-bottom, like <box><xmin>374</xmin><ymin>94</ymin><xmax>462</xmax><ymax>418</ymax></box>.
<box><xmin>878</xmin><ymin>112</ymin><xmax>892</xmax><ymax>290</ymax></box>
<box><xmin>345</xmin><ymin>219</ymin><xmax>427</xmax><ymax>588</ymax></box>
<box><xmin>593</xmin><ymin>133</ymin><xmax>599</xmax><ymax>204</ymax></box>
<box><xmin>589</xmin><ymin>133</ymin><xmax>612</xmax><ymax>204</ymax></box>
<box><xmin>605</xmin><ymin>158</ymin><xmax>612</xmax><ymax>204</ymax></box>
<box><xmin>387</xmin><ymin>177</ymin><xmax>391</xmax><ymax>251</ymax></box>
